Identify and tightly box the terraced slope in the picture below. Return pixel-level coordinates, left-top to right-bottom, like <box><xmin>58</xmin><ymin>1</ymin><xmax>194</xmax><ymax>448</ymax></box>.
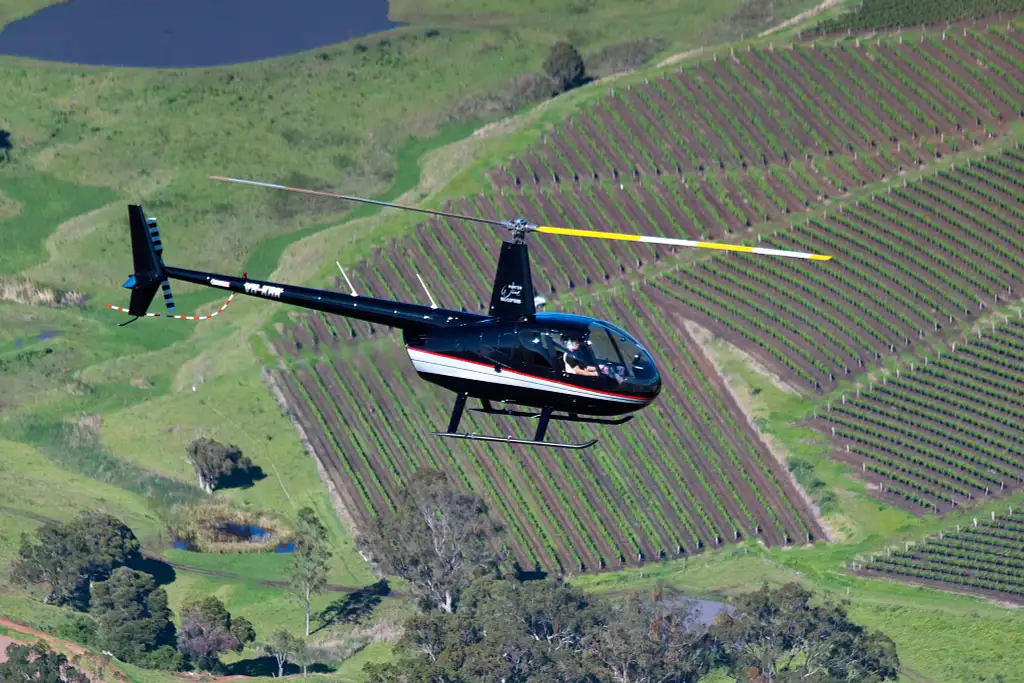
<box><xmin>812</xmin><ymin>314</ymin><xmax>1024</xmax><ymax>514</ymax></box>
<box><xmin>858</xmin><ymin>508</ymin><xmax>1024</xmax><ymax>603</ymax></box>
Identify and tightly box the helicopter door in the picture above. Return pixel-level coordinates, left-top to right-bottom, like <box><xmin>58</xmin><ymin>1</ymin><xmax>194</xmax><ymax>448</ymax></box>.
<box><xmin>479</xmin><ymin>328</ymin><xmax>519</xmax><ymax>371</ymax></box>
<box><xmin>519</xmin><ymin>329</ymin><xmax>555</xmax><ymax>379</ymax></box>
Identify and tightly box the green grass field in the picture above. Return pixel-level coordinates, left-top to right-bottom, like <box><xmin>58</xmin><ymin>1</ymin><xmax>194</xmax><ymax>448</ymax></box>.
<box><xmin>0</xmin><ymin>0</ymin><xmax>830</xmax><ymax>674</ymax></box>
<box><xmin>6</xmin><ymin>0</ymin><xmax>1024</xmax><ymax>680</ymax></box>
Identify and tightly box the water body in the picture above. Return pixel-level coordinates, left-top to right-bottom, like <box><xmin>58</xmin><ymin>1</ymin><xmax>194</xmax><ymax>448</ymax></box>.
<box><xmin>662</xmin><ymin>594</ymin><xmax>731</xmax><ymax>627</ymax></box>
<box><xmin>0</xmin><ymin>0</ymin><xmax>398</xmax><ymax>67</ymax></box>
<box><xmin>172</xmin><ymin>524</ymin><xmax>295</xmax><ymax>553</ymax></box>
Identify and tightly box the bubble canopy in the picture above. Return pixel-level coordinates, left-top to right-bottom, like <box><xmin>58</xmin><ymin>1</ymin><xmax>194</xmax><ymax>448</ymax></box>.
<box><xmin>535</xmin><ymin>314</ymin><xmax>661</xmax><ymax>395</ymax></box>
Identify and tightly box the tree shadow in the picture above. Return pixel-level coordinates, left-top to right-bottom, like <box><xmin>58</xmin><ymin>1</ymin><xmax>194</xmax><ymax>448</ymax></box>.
<box><xmin>513</xmin><ymin>562</ymin><xmax>548</xmax><ymax>582</ymax></box>
<box><xmin>224</xmin><ymin>658</ymin><xmax>337</xmax><ymax>676</ymax></box>
<box><xmin>312</xmin><ymin>579</ymin><xmax>390</xmax><ymax>634</ymax></box>
<box><xmin>0</xmin><ymin>129</ymin><xmax>11</xmax><ymax>163</ymax></box>
<box><xmin>225</xmin><ymin>656</ymin><xmax>302</xmax><ymax>677</ymax></box>
<box><xmin>216</xmin><ymin>465</ymin><xmax>267</xmax><ymax>490</ymax></box>
<box><xmin>128</xmin><ymin>555</ymin><xmax>177</xmax><ymax>587</ymax></box>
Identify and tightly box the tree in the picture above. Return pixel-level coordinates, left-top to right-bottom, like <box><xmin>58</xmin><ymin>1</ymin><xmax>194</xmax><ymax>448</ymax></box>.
<box><xmin>231</xmin><ymin>615</ymin><xmax>257</xmax><ymax>647</ymax></box>
<box><xmin>543</xmin><ymin>41</ymin><xmax>586</xmax><ymax>94</ymax></box>
<box><xmin>582</xmin><ymin>588</ymin><xmax>716</xmax><ymax>683</ymax></box>
<box><xmin>356</xmin><ymin>469</ymin><xmax>504</xmax><ymax>614</ymax></box>
<box><xmin>0</xmin><ymin>641</ymin><xmax>89</xmax><ymax>683</ymax></box>
<box><xmin>10</xmin><ymin>511</ymin><xmax>141</xmax><ymax>610</ymax></box>
<box><xmin>289</xmin><ymin>507</ymin><xmax>332</xmax><ymax>636</ymax></box>
<box><xmin>90</xmin><ymin>567</ymin><xmax>179</xmax><ymax>668</ymax></box>
<box><xmin>364</xmin><ymin>576</ymin><xmax>602</xmax><ymax>683</ymax></box>
<box><xmin>185</xmin><ymin>437</ymin><xmax>254</xmax><ymax>493</ymax></box>
<box><xmin>710</xmin><ymin>583</ymin><xmax>900</xmax><ymax>682</ymax></box>
<box><xmin>176</xmin><ymin>596</ymin><xmax>245</xmax><ymax>673</ymax></box>
<box><xmin>259</xmin><ymin>630</ymin><xmax>307</xmax><ymax>678</ymax></box>
<box><xmin>0</xmin><ymin>129</ymin><xmax>11</xmax><ymax>164</ymax></box>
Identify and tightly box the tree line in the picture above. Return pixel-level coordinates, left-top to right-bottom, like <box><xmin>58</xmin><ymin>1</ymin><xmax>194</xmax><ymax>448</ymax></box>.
<box><xmin>355</xmin><ymin>469</ymin><xmax>901</xmax><ymax>683</ymax></box>
<box><xmin>8</xmin><ymin>503</ymin><xmax>333</xmax><ymax>676</ymax></box>
<box><xmin>8</xmin><ymin>462</ymin><xmax>901</xmax><ymax>681</ymax></box>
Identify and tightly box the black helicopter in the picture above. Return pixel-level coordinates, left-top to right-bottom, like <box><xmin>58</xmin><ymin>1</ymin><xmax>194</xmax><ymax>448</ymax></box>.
<box><xmin>115</xmin><ymin>176</ymin><xmax>831</xmax><ymax>449</ymax></box>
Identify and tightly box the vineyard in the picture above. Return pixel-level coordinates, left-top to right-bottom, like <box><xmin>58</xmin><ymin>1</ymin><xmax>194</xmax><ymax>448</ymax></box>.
<box><xmin>272</xmin><ymin>24</ymin><xmax>1024</xmax><ymax>392</ymax></box>
<box><xmin>812</xmin><ymin>314</ymin><xmax>1024</xmax><ymax>515</ymax></box>
<box><xmin>815</xmin><ymin>0</ymin><xmax>1024</xmax><ymax>35</ymax></box>
<box><xmin>645</xmin><ymin>149</ymin><xmax>1024</xmax><ymax>389</ymax></box>
<box><xmin>279</xmin><ymin>147</ymin><xmax>1024</xmax><ymax>393</ymax></box>
<box><xmin>488</xmin><ymin>25</ymin><xmax>1023</xmax><ymax>187</ymax></box>
<box><xmin>269</xmin><ymin>283</ymin><xmax>824</xmax><ymax>574</ymax></box>
<box><xmin>265</xmin><ymin>20</ymin><xmax>1024</xmax><ymax>576</ymax></box>
<box><xmin>857</xmin><ymin>507</ymin><xmax>1024</xmax><ymax>603</ymax></box>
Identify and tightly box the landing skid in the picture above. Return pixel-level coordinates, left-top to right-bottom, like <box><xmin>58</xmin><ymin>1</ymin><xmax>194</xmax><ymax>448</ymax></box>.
<box><xmin>471</xmin><ymin>402</ymin><xmax>633</xmax><ymax>426</ymax></box>
<box><xmin>432</xmin><ymin>394</ymin><xmax>600</xmax><ymax>450</ymax></box>
<box><xmin>433</xmin><ymin>431</ymin><xmax>598</xmax><ymax>450</ymax></box>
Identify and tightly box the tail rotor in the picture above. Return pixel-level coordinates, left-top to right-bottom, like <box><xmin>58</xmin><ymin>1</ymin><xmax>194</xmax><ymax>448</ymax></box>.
<box><xmin>146</xmin><ymin>215</ymin><xmax>176</xmax><ymax>313</ymax></box>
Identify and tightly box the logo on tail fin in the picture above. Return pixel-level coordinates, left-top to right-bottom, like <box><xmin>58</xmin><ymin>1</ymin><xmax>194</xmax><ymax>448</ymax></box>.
<box><xmin>499</xmin><ymin>283</ymin><xmax>522</xmax><ymax>304</ymax></box>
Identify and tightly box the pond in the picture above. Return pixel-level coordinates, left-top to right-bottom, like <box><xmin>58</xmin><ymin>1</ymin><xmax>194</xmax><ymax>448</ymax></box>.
<box><xmin>661</xmin><ymin>594</ymin><xmax>730</xmax><ymax>627</ymax></box>
<box><xmin>172</xmin><ymin>523</ymin><xmax>295</xmax><ymax>553</ymax></box>
<box><xmin>0</xmin><ymin>0</ymin><xmax>399</xmax><ymax>67</ymax></box>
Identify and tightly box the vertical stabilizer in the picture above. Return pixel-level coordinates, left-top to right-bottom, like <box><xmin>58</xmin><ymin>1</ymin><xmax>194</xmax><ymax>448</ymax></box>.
<box><xmin>487</xmin><ymin>241</ymin><xmax>535</xmax><ymax>320</ymax></box>
<box><xmin>124</xmin><ymin>205</ymin><xmax>169</xmax><ymax>317</ymax></box>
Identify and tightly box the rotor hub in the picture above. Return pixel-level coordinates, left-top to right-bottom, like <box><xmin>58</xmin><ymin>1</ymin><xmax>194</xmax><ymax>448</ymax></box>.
<box><xmin>502</xmin><ymin>218</ymin><xmax>537</xmax><ymax>243</ymax></box>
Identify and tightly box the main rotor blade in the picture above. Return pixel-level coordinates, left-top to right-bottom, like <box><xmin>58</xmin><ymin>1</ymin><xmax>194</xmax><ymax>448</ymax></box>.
<box><xmin>209</xmin><ymin>176</ymin><xmax>507</xmax><ymax>227</ymax></box>
<box><xmin>536</xmin><ymin>225</ymin><xmax>832</xmax><ymax>261</ymax></box>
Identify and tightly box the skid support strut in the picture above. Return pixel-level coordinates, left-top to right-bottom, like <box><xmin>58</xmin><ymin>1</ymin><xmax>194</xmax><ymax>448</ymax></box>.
<box><xmin>433</xmin><ymin>396</ymin><xmax>598</xmax><ymax>449</ymax></box>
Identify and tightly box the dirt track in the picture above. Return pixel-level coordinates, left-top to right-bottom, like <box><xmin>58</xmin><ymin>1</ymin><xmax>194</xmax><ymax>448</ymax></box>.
<box><xmin>0</xmin><ymin>616</ymin><xmax>90</xmax><ymax>660</ymax></box>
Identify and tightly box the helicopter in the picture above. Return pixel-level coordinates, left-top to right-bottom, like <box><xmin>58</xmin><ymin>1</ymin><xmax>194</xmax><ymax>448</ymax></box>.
<box><xmin>114</xmin><ymin>176</ymin><xmax>831</xmax><ymax>449</ymax></box>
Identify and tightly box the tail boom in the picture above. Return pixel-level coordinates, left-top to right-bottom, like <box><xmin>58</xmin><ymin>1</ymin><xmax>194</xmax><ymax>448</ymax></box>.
<box><xmin>163</xmin><ymin>266</ymin><xmax>485</xmax><ymax>332</ymax></box>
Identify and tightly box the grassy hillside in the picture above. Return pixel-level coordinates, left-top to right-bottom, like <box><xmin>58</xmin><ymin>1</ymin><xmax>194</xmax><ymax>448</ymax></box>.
<box><xmin>0</xmin><ymin>0</ymin><xmax>63</xmax><ymax>30</ymax></box>
<box><xmin>0</xmin><ymin>0</ymin><xmax>830</xmax><ymax>676</ymax></box>
<box><xmin>3</xmin><ymin>3</ymin><xmax>1023</xmax><ymax>682</ymax></box>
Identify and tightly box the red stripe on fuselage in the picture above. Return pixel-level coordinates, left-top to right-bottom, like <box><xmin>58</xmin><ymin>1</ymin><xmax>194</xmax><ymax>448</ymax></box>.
<box><xmin>406</xmin><ymin>347</ymin><xmax>651</xmax><ymax>403</ymax></box>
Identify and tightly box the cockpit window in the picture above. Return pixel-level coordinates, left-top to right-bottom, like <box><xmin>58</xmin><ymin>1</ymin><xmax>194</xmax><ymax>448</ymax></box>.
<box><xmin>553</xmin><ymin>333</ymin><xmax>600</xmax><ymax>377</ymax></box>
<box><xmin>584</xmin><ymin>323</ymin><xmax>657</xmax><ymax>385</ymax></box>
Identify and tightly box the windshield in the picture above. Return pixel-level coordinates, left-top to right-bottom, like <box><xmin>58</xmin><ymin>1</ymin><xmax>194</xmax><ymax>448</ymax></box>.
<box><xmin>551</xmin><ymin>324</ymin><xmax>657</xmax><ymax>389</ymax></box>
<box><xmin>596</xmin><ymin>322</ymin><xmax>657</xmax><ymax>383</ymax></box>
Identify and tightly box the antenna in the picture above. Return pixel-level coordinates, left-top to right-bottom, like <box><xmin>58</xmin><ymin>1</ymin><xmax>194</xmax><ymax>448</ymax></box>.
<box><xmin>416</xmin><ymin>273</ymin><xmax>438</xmax><ymax>309</ymax></box>
<box><xmin>336</xmin><ymin>262</ymin><xmax>358</xmax><ymax>296</ymax></box>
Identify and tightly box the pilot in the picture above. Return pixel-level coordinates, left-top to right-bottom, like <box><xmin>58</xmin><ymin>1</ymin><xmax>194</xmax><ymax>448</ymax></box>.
<box><xmin>561</xmin><ymin>338</ymin><xmax>600</xmax><ymax>377</ymax></box>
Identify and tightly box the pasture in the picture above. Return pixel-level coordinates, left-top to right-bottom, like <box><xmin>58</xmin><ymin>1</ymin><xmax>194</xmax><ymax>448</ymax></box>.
<box><xmin>1</xmin><ymin>1</ymin><xmax>1023</xmax><ymax>680</ymax></box>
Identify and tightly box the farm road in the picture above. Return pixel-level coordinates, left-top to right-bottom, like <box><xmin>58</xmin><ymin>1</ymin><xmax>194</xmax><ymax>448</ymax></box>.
<box><xmin>658</xmin><ymin>0</ymin><xmax>844</xmax><ymax>66</ymax></box>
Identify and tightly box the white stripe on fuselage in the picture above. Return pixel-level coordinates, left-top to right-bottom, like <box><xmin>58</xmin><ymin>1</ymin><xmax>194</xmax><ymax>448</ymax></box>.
<box><xmin>406</xmin><ymin>347</ymin><xmax>649</xmax><ymax>404</ymax></box>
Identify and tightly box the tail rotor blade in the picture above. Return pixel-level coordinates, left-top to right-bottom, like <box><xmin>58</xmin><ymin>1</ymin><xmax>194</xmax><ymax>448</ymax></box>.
<box><xmin>535</xmin><ymin>225</ymin><xmax>832</xmax><ymax>261</ymax></box>
<box><xmin>160</xmin><ymin>280</ymin><xmax>176</xmax><ymax>313</ymax></box>
<box><xmin>145</xmin><ymin>215</ymin><xmax>177</xmax><ymax>310</ymax></box>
